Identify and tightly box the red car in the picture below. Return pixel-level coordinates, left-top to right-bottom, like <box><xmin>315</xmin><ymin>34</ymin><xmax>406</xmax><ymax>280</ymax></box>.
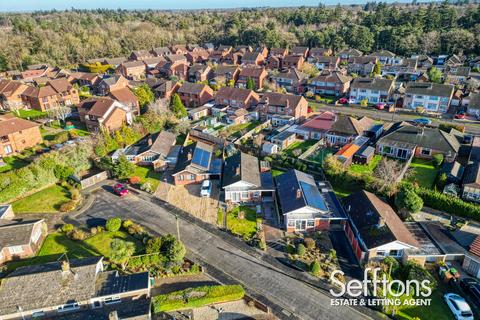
<box><xmin>455</xmin><ymin>112</ymin><xmax>466</xmax><ymax>119</ymax></box>
<box><xmin>113</xmin><ymin>183</ymin><xmax>129</xmax><ymax>197</ymax></box>
<box><xmin>376</xmin><ymin>102</ymin><xmax>386</xmax><ymax>110</ymax></box>
<box><xmin>338</xmin><ymin>98</ymin><xmax>348</xmax><ymax>104</ymax></box>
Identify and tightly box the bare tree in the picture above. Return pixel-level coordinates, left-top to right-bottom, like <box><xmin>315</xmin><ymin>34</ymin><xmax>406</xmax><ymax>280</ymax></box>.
<box><xmin>372</xmin><ymin>158</ymin><xmax>405</xmax><ymax>196</ymax></box>
<box><xmin>47</xmin><ymin>105</ymin><xmax>71</xmax><ymax>124</ymax></box>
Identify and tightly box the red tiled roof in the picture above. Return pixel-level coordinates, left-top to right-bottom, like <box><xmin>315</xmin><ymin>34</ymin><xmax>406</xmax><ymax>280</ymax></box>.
<box><xmin>300</xmin><ymin>111</ymin><xmax>336</xmax><ymax>132</ymax></box>
<box><xmin>470</xmin><ymin>236</ymin><xmax>480</xmax><ymax>257</ymax></box>
<box><xmin>0</xmin><ymin>114</ymin><xmax>39</xmax><ymax>136</ymax></box>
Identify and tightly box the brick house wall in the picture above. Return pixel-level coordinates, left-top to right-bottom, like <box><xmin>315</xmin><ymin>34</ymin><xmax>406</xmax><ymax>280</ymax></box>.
<box><xmin>0</xmin><ymin>221</ymin><xmax>46</xmax><ymax>265</ymax></box>
<box><xmin>0</xmin><ymin>125</ymin><xmax>42</xmax><ymax>157</ymax></box>
<box><xmin>173</xmin><ymin>171</ymin><xmax>207</xmax><ymax>185</ymax></box>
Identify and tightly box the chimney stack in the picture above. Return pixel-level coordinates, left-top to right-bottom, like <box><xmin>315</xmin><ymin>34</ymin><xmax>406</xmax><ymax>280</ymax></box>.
<box><xmin>61</xmin><ymin>260</ymin><xmax>70</xmax><ymax>273</ymax></box>
<box><xmin>148</xmin><ymin>138</ymin><xmax>153</xmax><ymax>146</ymax></box>
<box><xmin>187</xmin><ymin>151</ymin><xmax>192</xmax><ymax>161</ymax></box>
<box><xmin>296</xmin><ymin>188</ymin><xmax>302</xmax><ymax>199</ymax></box>
<box><xmin>235</xmin><ymin>165</ymin><xmax>241</xmax><ymax>176</ymax></box>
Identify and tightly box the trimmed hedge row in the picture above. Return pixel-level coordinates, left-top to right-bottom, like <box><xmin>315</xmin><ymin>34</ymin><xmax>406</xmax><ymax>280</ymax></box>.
<box><xmin>152</xmin><ymin>285</ymin><xmax>245</xmax><ymax>313</ymax></box>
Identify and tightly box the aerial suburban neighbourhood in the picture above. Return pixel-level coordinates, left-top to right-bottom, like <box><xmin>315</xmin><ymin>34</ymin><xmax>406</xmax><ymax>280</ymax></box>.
<box><xmin>1</xmin><ymin>2</ymin><xmax>480</xmax><ymax>320</ymax></box>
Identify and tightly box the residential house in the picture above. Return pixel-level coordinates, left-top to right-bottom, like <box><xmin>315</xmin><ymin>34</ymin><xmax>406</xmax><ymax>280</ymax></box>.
<box><xmin>403</xmin><ymin>82</ymin><xmax>454</xmax><ymax>113</ymax></box>
<box><xmin>78</xmin><ymin>97</ymin><xmax>133</xmax><ymax>132</ymax></box>
<box><xmin>464</xmin><ymin>92</ymin><xmax>480</xmax><ymax>116</ymax></box>
<box><xmin>444</xmin><ymin>66</ymin><xmax>471</xmax><ymax>85</ymax></box>
<box><xmin>96</xmin><ymin>75</ymin><xmax>130</xmax><ymax>96</ymax></box>
<box><xmin>382</xmin><ymin>58</ymin><xmax>418</xmax><ymax>78</ymax></box>
<box><xmin>271</xmin><ymin>130</ymin><xmax>296</xmax><ymax>150</ymax></box>
<box><xmin>267</xmin><ymin>48</ymin><xmax>288</xmax><ymax>69</ymax></box>
<box><xmin>297</xmin><ymin>111</ymin><xmax>336</xmax><ymax>140</ymax></box>
<box><xmin>188</xmin><ymin>64</ymin><xmax>212</xmax><ymax>83</ymax></box>
<box><xmin>152</xmin><ymin>80</ymin><xmax>180</xmax><ymax>100</ymax></box>
<box><xmin>186</xmin><ymin>49</ymin><xmax>210</xmax><ymax>64</ymax></box>
<box><xmin>309</xmin><ymin>56</ymin><xmax>340</xmax><ymax>71</ymax></box>
<box><xmin>188</xmin><ymin>105</ymin><xmax>211</xmax><ymax>121</ymax></box>
<box><xmin>257</xmin><ymin>92</ymin><xmax>309</xmax><ymax>124</ymax></box>
<box><xmin>210</xmin><ymin>65</ymin><xmax>240</xmax><ymax>86</ymax></box>
<box><xmin>308</xmin><ymin>48</ymin><xmax>332</xmax><ymax>59</ymax></box>
<box><xmin>177</xmin><ymin>82</ymin><xmax>214</xmax><ymax>108</ymax></box>
<box><xmin>275</xmin><ymin>169</ymin><xmax>347</xmax><ymax>232</ymax></box>
<box><xmin>242</xmin><ymin>52</ymin><xmax>265</xmax><ymax>66</ymax></box>
<box><xmin>462</xmin><ymin>163</ymin><xmax>480</xmax><ymax>203</ymax></box>
<box><xmin>463</xmin><ymin>236</ymin><xmax>480</xmax><ymax>278</ymax></box>
<box><xmin>376</xmin><ymin>123</ymin><xmax>460</xmax><ymax>161</ymax></box>
<box><xmin>112</xmin><ymin>131</ymin><xmax>177</xmax><ymax>170</ymax></box>
<box><xmin>165</xmin><ymin>54</ymin><xmax>188</xmax><ymax>64</ymax></box>
<box><xmin>214</xmin><ymin>87</ymin><xmax>259</xmax><ymax>109</ymax></box>
<box><xmin>334</xmin><ymin>136</ymin><xmax>370</xmax><ymax>167</ymax></box>
<box><xmin>471</xmin><ymin>56</ymin><xmax>480</xmax><ymax>70</ymax></box>
<box><xmin>0</xmin><ymin>114</ymin><xmax>43</xmax><ymax>159</ymax></box>
<box><xmin>446</xmin><ymin>54</ymin><xmax>464</xmax><ymax>68</ymax></box>
<box><xmin>156</xmin><ymin>60</ymin><xmax>189</xmax><ymax>80</ymax></box>
<box><xmin>370</xmin><ymin>50</ymin><xmax>399</xmax><ymax>65</ymax></box>
<box><xmin>172</xmin><ymin>142</ymin><xmax>222</xmax><ymax>185</ymax></box>
<box><xmin>442</xmin><ymin>161</ymin><xmax>464</xmax><ymax>185</ymax></box>
<box><xmin>167</xmin><ymin>44</ymin><xmax>187</xmax><ymax>55</ymax></box>
<box><xmin>338</xmin><ymin>48</ymin><xmax>363</xmax><ymax>61</ymax></box>
<box><xmin>308</xmin><ymin>71</ymin><xmax>352</xmax><ymax>97</ymax></box>
<box><xmin>325</xmin><ymin>115</ymin><xmax>374</xmax><ymax>146</ymax></box>
<box><xmin>69</xmin><ymin>72</ymin><xmax>100</xmax><ymax>88</ymax></box>
<box><xmin>117</xmin><ymin>61</ymin><xmax>146</xmax><ymax>80</ymax></box>
<box><xmin>349</xmin><ymin>77</ymin><xmax>395</xmax><ymax>104</ymax></box>
<box><xmin>415</xmin><ymin>55</ymin><xmax>434</xmax><ymax>70</ymax></box>
<box><xmin>343</xmin><ymin>190</ymin><xmax>419</xmax><ymax>262</ymax></box>
<box><xmin>0</xmin><ymin>79</ymin><xmax>28</xmax><ymax>111</ymax></box>
<box><xmin>236</xmin><ymin>67</ymin><xmax>268</xmax><ymax>90</ymax></box>
<box><xmin>21</xmin><ymin>79</ymin><xmax>79</xmax><ymax>112</ymax></box>
<box><xmin>270</xmin><ymin>68</ymin><xmax>307</xmax><ymax>94</ymax></box>
<box><xmin>130</xmin><ymin>49</ymin><xmax>153</xmax><ymax>61</ymax></box>
<box><xmin>150</xmin><ymin>47</ymin><xmax>171</xmax><ymax>57</ymax></box>
<box><xmin>103</xmin><ymin>57</ymin><xmax>128</xmax><ymax>68</ymax></box>
<box><xmin>0</xmin><ymin>213</ymin><xmax>46</xmax><ymax>265</ymax></box>
<box><xmin>20</xmin><ymin>67</ymin><xmax>49</xmax><ymax>82</ymax></box>
<box><xmin>142</xmin><ymin>56</ymin><xmax>166</xmax><ymax>70</ymax></box>
<box><xmin>347</xmin><ymin>56</ymin><xmax>378</xmax><ymax>76</ymax></box>
<box><xmin>282</xmin><ymin>55</ymin><xmax>305</xmax><ymax>70</ymax></box>
<box><xmin>109</xmin><ymin>87</ymin><xmax>140</xmax><ymax>115</ymax></box>
<box><xmin>45</xmin><ymin>78</ymin><xmax>80</xmax><ymax>106</ymax></box>
<box><xmin>290</xmin><ymin>46</ymin><xmax>309</xmax><ymax>58</ymax></box>
<box><xmin>0</xmin><ymin>256</ymin><xmax>151</xmax><ymax>320</ymax></box>
<box><xmin>254</xmin><ymin>46</ymin><xmax>269</xmax><ymax>59</ymax></box>
<box><xmin>222</xmin><ymin>152</ymin><xmax>275</xmax><ymax>203</ymax></box>
<box><xmin>208</xmin><ymin>45</ymin><xmax>233</xmax><ymax>63</ymax></box>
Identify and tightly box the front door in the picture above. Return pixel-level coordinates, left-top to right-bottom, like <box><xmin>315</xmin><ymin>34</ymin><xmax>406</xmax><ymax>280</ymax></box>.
<box><xmin>295</xmin><ymin>220</ymin><xmax>306</xmax><ymax>231</ymax></box>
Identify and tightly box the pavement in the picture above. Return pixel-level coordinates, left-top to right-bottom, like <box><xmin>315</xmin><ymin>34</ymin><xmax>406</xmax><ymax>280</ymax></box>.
<box><xmin>67</xmin><ymin>186</ymin><xmax>378</xmax><ymax>320</ymax></box>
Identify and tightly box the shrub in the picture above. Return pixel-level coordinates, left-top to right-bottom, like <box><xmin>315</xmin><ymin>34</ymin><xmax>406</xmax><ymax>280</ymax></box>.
<box><xmin>190</xmin><ymin>264</ymin><xmax>200</xmax><ymax>273</ymax></box>
<box><xmin>90</xmin><ymin>226</ymin><xmax>98</xmax><ymax>235</ymax></box>
<box><xmin>122</xmin><ymin>219</ymin><xmax>134</xmax><ymax>229</ymax></box>
<box><xmin>140</xmin><ymin>182</ymin><xmax>153</xmax><ymax>193</ymax></box>
<box><xmin>395</xmin><ymin>186</ymin><xmax>423</xmax><ymax>214</ymax></box>
<box><xmin>286</xmin><ymin>244</ymin><xmax>296</xmax><ymax>254</ymax></box>
<box><xmin>59</xmin><ymin>200</ymin><xmax>77</xmax><ymax>212</ymax></box>
<box><xmin>310</xmin><ymin>261</ymin><xmax>321</xmax><ymax>276</ymax></box>
<box><xmin>62</xmin><ymin>223</ymin><xmax>75</xmax><ymax>233</ymax></box>
<box><xmin>146</xmin><ymin>237</ymin><xmax>163</xmax><ymax>254</ymax></box>
<box><xmin>129</xmin><ymin>176</ymin><xmax>141</xmax><ymax>185</ymax></box>
<box><xmin>296</xmin><ymin>243</ymin><xmax>306</xmax><ymax>257</ymax></box>
<box><xmin>54</xmin><ymin>165</ymin><xmax>75</xmax><ymax>181</ymax></box>
<box><xmin>383</xmin><ymin>256</ymin><xmax>400</xmax><ymax>276</ymax></box>
<box><xmin>433</xmin><ymin>154</ymin><xmax>444</xmax><ymax>167</ymax></box>
<box><xmin>105</xmin><ymin>217</ymin><xmax>122</xmax><ymax>232</ymax></box>
<box><xmin>69</xmin><ymin>229</ymin><xmax>87</xmax><ymax>241</ymax></box>
<box><xmin>304</xmin><ymin>237</ymin><xmax>316</xmax><ymax>250</ymax></box>
<box><xmin>127</xmin><ymin>222</ymin><xmax>144</xmax><ymax>236</ymax></box>
<box><xmin>70</xmin><ymin>188</ymin><xmax>81</xmax><ymax>201</ymax></box>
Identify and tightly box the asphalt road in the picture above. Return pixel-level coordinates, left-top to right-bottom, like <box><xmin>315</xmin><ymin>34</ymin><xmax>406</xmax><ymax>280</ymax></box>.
<box><xmin>72</xmin><ymin>188</ymin><xmax>374</xmax><ymax>320</ymax></box>
<box><xmin>312</xmin><ymin>104</ymin><xmax>480</xmax><ymax>135</ymax></box>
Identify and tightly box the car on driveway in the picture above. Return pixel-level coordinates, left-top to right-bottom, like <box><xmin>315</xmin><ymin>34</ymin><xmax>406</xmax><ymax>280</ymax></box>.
<box><xmin>444</xmin><ymin>293</ymin><xmax>474</xmax><ymax>320</ymax></box>
<box><xmin>113</xmin><ymin>183</ymin><xmax>129</xmax><ymax>197</ymax></box>
<box><xmin>411</xmin><ymin>118</ymin><xmax>432</xmax><ymax>126</ymax></box>
<box><xmin>338</xmin><ymin>97</ymin><xmax>348</xmax><ymax>104</ymax></box>
<box><xmin>376</xmin><ymin>102</ymin><xmax>386</xmax><ymax>110</ymax></box>
<box><xmin>200</xmin><ymin>180</ymin><xmax>212</xmax><ymax>197</ymax></box>
<box><xmin>455</xmin><ymin>112</ymin><xmax>466</xmax><ymax>119</ymax></box>
<box><xmin>460</xmin><ymin>278</ymin><xmax>480</xmax><ymax>307</ymax></box>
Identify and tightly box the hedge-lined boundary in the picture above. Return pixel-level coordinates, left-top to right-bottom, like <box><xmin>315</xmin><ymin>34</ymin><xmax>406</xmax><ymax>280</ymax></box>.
<box><xmin>152</xmin><ymin>285</ymin><xmax>245</xmax><ymax>313</ymax></box>
<box><xmin>415</xmin><ymin>187</ymin><xmax>480</xmax><ymax>219</ymax></box>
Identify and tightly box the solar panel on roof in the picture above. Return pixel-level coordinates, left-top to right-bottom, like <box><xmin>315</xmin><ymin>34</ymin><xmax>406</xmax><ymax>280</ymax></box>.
<box><xmin>300</xmin><ymin>181</ymin><xmax>328</xmax><ymax>212</ymax></box>
<box><xmin>192</xmin><ymin>146</ymin><xmax>211</xmax><ymax>168</ymax></box>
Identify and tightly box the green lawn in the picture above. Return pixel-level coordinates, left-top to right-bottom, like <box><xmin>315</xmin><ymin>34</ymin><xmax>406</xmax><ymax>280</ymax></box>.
<box><xmin>17</xmin><ymin>109</ymin><xmax>47</xmax><ymax>119</ymax></box>
<box><xmin>308</xmin><ymin>147</ymin><xmax>335</xmax><ymax>165</ymax></box>
<box><xmin>6</xmin><ymin>231</ymin><xmax>143</xmax><ymax>272</ymax></box>
<box><xmin>223</xmin><ymin>121</ymin><xmax>260</xmax><ymax>138</ymax></box>
<box><xmin>396</xmin><ymin>287</ymin><xmax>453</xmax><ymax>320</ymax></box>
<box><xmin>283</xmin><ymin>139</ymin><xmax>317</xmax><ymax>157</ymax></box>
<box><xmin>12</xmin><ymin>184</ymin><xmax>71</xmax><ymax>213</ymax></box>
<box><xmin>0</xmin><ymin>156</ymin><xmax>30</xmax><ymax>173</ymax></box>
<box><xmin>226</xmin><ymin>206</ymin><xmax>259</xmax><ymax>241</ymax></box>
<box><xmin>133</xmin><ymin>165</ymin><xmax>162</xmax><ymax>191</ymax></box>
<box><xmin>349</xmin><ymin>155</ymin><xmax>382</xmax><ymax>174</ymax></box>
<box><xmin>406</xmin><ymin>158</ymin><xmax>439</xmax><ymax>189</ymax></box>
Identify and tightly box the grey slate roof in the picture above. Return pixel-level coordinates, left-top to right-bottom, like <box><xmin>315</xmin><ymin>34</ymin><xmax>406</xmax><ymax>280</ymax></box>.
<box><xmin>328</xmin><ymin>115</ymin><xmax>374</xmax><ymax>137</ymax></box>
<box><xmin>0</xmin><ymin>219</ymin><xmax>43</xmax><ymax>249</ymax></box>
<box><xmin>351</xmin><ymin>77</ymin><xmax>394</xmax><ymax>91</ymax></box>
<box><xmin>405</xmin><ymin>82</ymin><xmax>454</xmax><ymax>98</ymax></box>
<box><xmin>463</xmin><ymin>162</ymin><xmax>480</xmax><ymax>187</ymax></box>
<box><xmin>222</xmin><ymin>152</ymin><xmax>261</xmax><ymax>188</ymax></box>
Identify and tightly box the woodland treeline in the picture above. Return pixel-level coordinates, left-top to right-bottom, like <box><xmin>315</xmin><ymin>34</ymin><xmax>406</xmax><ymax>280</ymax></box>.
<box><xmin>0</xmin><ymin>2</ymin><xmax>479</xmax><ymax>70</ymax></box>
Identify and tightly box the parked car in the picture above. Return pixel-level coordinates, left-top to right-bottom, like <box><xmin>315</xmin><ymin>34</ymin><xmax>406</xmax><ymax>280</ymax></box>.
<box><xmin>412</xmin><ymin>118</ymin><xmax>432</xmax><ymax>126</ymax></box>
<box><xmin>444</xmin><ymin>293</ymin><xmax>474</xmax><ymax>320</ymax></box>
<box><xmin>348</xmin><ymin>98</ymin><xmax>356</xmax><ymax>104</ymax></box>
<box><xmin>338</xmin><ymin>97</ymin><xmax>348</xmax><ymax>104</ymax></box>
<box><xmin>200</xmin><ymin>180</ymin><xmax>212</xmax><ymax>197</ymax></box>
<box><xmin>455</xmin><ymin>112</ymin><xmax>466</xmax><ymax>119</ymax></box>
<box><xmin>376</xmin><ymin>102</ymin><xmax>386</xmax><ymax>110</ymax></box>
<box><xmin>460</xmin><ymin>278</ymin><xmax>480</xmax><ymax>307</ymax></box>
<box><xmin>113</xmin><ymin>183</ymin><xmax>129</xmax><ymax>197</ymax></box>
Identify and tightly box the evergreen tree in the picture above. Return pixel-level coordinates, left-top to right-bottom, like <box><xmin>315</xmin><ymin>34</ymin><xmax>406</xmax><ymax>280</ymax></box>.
<box><xmin>246</xmin><ymin>77</ymin><xmax>255</xmax><ymax>90</ymax></box>
<box><xmin>372</xmin><ymin>60</ymin><xmax>382</xmax><ymax>76</ymax></box>
<box><xmin>170</xmin><ymin>93</ymin><xmax>187</xmax><ymax>118</ymax></box>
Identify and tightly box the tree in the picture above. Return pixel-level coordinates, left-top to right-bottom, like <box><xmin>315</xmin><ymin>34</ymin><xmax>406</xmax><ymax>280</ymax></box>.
<box><xmin>296</xmin><ymin>243</ymin><xmax>306</xmax><ymax>257</ymax></box>
<box><xmin>165</xmin><ymin>238</ymin><xmax>186</xmax><ymax>263</ymax></box>
<box><xmin>105</xmin><ymin>217</ymin><xmax>122</xmax><ymax>232</ymax></box>
<box><xmin>433</xmin><ymin>153</ymin><xmax>444</xmax><ymax>167</ymax></box>
<box><xmin>53</xmin><ymin>164</ymin><xmax>75</xmax><ymax>181</ymax></box>
<box><xmin>112</xmin><ymin>154</ymin><xmax>135</xmax><ymax>180</ymax></box>
<box><xmin>246</xmin><ymin>77</ymin><xmax>255</xmax><ymax>90</ymax></box>
<box><xmin>310</xmin><ymin>260</ymin><xmax>320</xmax><ymax>276</ymax></box>
<box><xmin>146</xmin><ymin>236</ymin><xmax>163</xmax><ymax>254</ymax></box>
<box><xmin>109</xmin><ymin>239</ymin><xmax>135</xmax><ymax>270</ymax></box>
<box><xmin>47</xmin><ymin>106</ymin><xmax>71</xmax><ymax>124</ymax></box>
<box><xmin>170</xmin><ymin>93</ymin><xmax>187</xmax><ymax>118</ymax></box>
<box><xmin>372</xmin><ymin>61</ymin><xmax>382</xmax><ymax>76</ymax></box>
<box><xmin>134</xmin><ymin>84</ymin><xmax>155</xmax><ymax>108</ymax></box>
<box><xmin>395</xmin><ymin>185</ymin><xmax>424</xmax><ymax>214</ymax></box>
<box><xmin>427</xmin><ymin>67</ymin><xmax>443</xmax><ymax>84</ymax></box>
<box><xmin>373</xmin><ymin>158</ymin><xmax>404</xmax><ymax>196</ymax></box>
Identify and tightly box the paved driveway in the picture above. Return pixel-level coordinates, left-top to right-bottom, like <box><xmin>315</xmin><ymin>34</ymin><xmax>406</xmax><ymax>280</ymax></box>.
<box><xmin>70</xmin><ymin>188</ymin><xmax>374</xmax><ymax>320</ymax></box>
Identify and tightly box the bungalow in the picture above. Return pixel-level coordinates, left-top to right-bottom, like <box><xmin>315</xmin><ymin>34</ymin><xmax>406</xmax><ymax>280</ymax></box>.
<box><xmin>334</xmin><ymin>136</ymin><xmax>370</xmax><ymax>167</ymax></box>
<box><xmin>308</xmin><ymin>71</ymin><xmax>352</xmax><ymax>97</ymax></box>
<box><xmin>113</xmin><ymin>131</ymin><xmax>177</xmax><ymax>170</ymax></box>
<box><xmin>297</xmin><ymin>111</ymin><xmax>336</xmax><ymax>140</ymax></box>
<box><xmin>0</xmin><ymin>114</ymin><xmax>42</xmax><ymax>157</ymax></box>
<box><xmin>271</xmin><ymin>130</ymin><xmax>296</xmax><ymax>150</ymax></box>
<box><xmin>215</xmin><ymin>87</ymin><xmax>259</xmax><ymax>109</ymax></box>
<box><xmin>326</xmin><ymin>115</ymin><xmax>374</xmax><ymax>146</ymax></box>
<box><xmin>78</xmin><ymin>97</ymin><xmax>133</xmax><ymax>132</ymax></box>
<box><xmin>442</xmin><ymin>161</ymin><xmax>464</xmax><ymax>185</ymax></box>
<box><xmin>270</xmin><ymin>68</ymin><xmax>307</xmax><ymax>94</ymax></box>
<box><xmin>462</xmin><ymin>163</ymin><xmax>480</xmax><ymax>203</ymax></box>
<box><xmin>290</xmin><ymin>46</ymin><xmax>309</xmax><ymax>58</ymax></box>
<box><xmin>308</xmin><ymin>56</ymin><xmax>340</xmax><ymax>71</ymax></box>
<box><xmin>275</xmin><ymin>169</ymin><xmax>347</xmax><ymax>232</ymax></box>
<box><xmin>188</xmin><ymin>105</ymin><xmax>211</xmax><ymax>121</ymax></box>
<box><xmin>338</xmin><ymin>48</ymin><xmax>362</xmax><ymax>61</ymax></box>
<box><xmin>0</xmin><ymin>256</ymin><xmax>150</xmax><ymax>320</ymax></box>
<box><xmin>236</xmin><ymin>67</ymin><xmax>267</xmax><ymax>90</ymax></box>
<box><xmin>347</xmin><ymin>56</ymin><xmax>378</xmax><ymax>76</ymax></box>
<box><xmin>177</xmin><ymin>82</ymin><xmax>214</xmax><ymax>108</ymax></box>
<box><xmin>222</xmin><ymin>152</ymin><xmax>274</xmax><ymax>203</ymax></box>
<box><xmin>349</xmin><ymin>77</ymin><xmax>395</xmax><ymax>105</ymax></box>
<box><xmin>96</xmin><ymin>74</ymin><xmax>130</xmax><ymax>96</ymax></box>
<box><xmin>172</xmin><ymin>142</ymin><xmax>222</xmax><ymax>185</ymax></box>
<box><xmin>403</xmin><ymin>82</ymin><xmax>454</xmax><ymax>113</ymax></box>
<box><xmin>109</xmin><ymin>87</ymin><xmax>140</xmax><ymax>115</ymax></box>
<box><xmin>150</xmin><ymin>46</ymin><xmax>171</xmax><ymax>57</ymax></box>
<box><xmin>282</xmin><ymin>55</ymin><xmax>305</xmax><ymax>70</ymax></box>
<box><xmin>376</xmin><ymin>123</ymin><xmax>460</xmax><ymax>161</ymax></box>
<box><xmin>0</xmin><ymin>79</ymin><xmax>28</xmax><ymax>111</ymax></box>
<box><xmin>370</xmin><ymin>50</ymin><xmax>399</xmax><ymax>65</ymax></box>
<box><xmin>116</xmin><ymin>61</ymin><xmax>146</xmax><ymax>80</ymax></box>
<box><xmin>210</xmin><ymin>65</ymin><xmax>240</xmax><ymax>86</ymax></box>
<box><xmin>343</xmin><ymin>190</ymin><xmax>419</xmax><ymax>262</ymax></box>
<box><xmin>188</xmin><ymin>64</ymin><xmax>212</xmax><ymax>83</ymax></box>
<box><xmin>242</xmin><ymin>52</ymin><xmax>265</xmax><ymax>66</ymax></box>
<box><xmin>257</xmin><ymin>92</ymin><xmax>309</xmax><ymax>124</ymax></box>
<box><xmin>0</xmin><ymin>212</ymin><xmax>46</xmax><ymax>265</ymax></box>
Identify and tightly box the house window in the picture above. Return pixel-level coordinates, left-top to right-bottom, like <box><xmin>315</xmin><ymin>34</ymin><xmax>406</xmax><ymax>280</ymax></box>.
<box><xmin>32</xmin><ymin>227</ymin><xmax>42</xmax><ymax>243</ymax></box>
<box><xmin>3</xmin><ymin>145</ymin><xmax>13</xmax><ymax>154</ymax></box>
<box><xmin>307</xmin><ymin>220</ymin><xmax>315</xmax><ymax>228</ymax></box>
<box><xmin>376</xmin><ymin>250</ymin><xmax>387</xmax><ymax>257</ymax></box>
<box><xmin>389</xmin><ymin>250</ymin><xmax>402</xmax><ymax>257</ymax></box>
<box><xmin>421</xmin><ymin>148</ymin><xmax>431</xmax><ymax>156</ymax></box>
<box><xmin>287</xmin><ymin>220</ymin><xmax>295</xmax><ymax>227</ymax></box>
<box><xmin>295</xmin><ymin>220</ymin><xmax>307</xmax><ymax>231</ymax></box>
<box><xmin>9</xmin><ymin>246</ymin><xmax>24</xmax><ymax>254</ymax></box>
<box><xmin>241</xmin><ymin>192</ymin><xmax>249</xmax><ymax>199</ymax></box>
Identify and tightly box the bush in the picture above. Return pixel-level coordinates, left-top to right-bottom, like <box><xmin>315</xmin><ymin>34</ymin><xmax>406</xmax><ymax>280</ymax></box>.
<box><xmin>70</xmin><ymin>188</ymin><xmax>81</xmax><ymax>201</ymax></box>
<box><xmin>304</xmin><ymin>237</ymin><xmax>316</xmax><ymax>250</ymax></box>
<box><xmin>54</xmin><ymin>165</ymin><xmax>75</xmax><ymax>181</ymax></box>
<box><xmin>59</xmin><ymin>200</ymin><xmax>77</xmax><ymax>212</ymax></box>
<box><xmin>286</xmin><ymin>244</ymin><xmax>296</xmax><ymax>254</ymax></box>
<box><xmin>129</xmin><ymin>176</ymin><xmax>141</xmax><ymax>185</ymax></box>
<box><xmin>105</xmin><ymin>217</ymin><xmax>122</xmax><ymax>232</ymax></box>
<box><xmin>310</xmin><ymin>261</ymin><xmax>320</xmax><ymax>276</ymax></box>
<box><xmin>127</xmin><ymin>222</ymin><xmax>145</xmax><ymax>236</ymax></box>
<box><xmin>296</xmin><ymin>243</ymin><xmax>306</xmax><ymax>257</ymax></box>
<box><xmin>433</xmin><ymin>154</ymin><xmax>444</xmax><ymax>167</ymax></box>
<box><xmin>140</xmin><ymin>182</ymin><xmax>153</xmax><ymax>193</ymax></box>
<box><xmin>395</xmin><ymin>185</ymin><xmax>423</xmax><ymax>214</ymax></box>
<box><xmin>69</xmin><ymin>229</ymin><xmax>87</xmax><ymax>241</ymax></box>
<box><xmin>146</xmin><ymin>237</ymin><xmax>163</xmax><ymax>254</ymax></box>
<box><xmin>122</xmin><ymin>219</ymin><xmax>134</xmax><ymax>229</ymax></box>
<box><xmin>62</xmin><ymin>223</ymin><xmax>75</xmax><ymax>233</ymax></box>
